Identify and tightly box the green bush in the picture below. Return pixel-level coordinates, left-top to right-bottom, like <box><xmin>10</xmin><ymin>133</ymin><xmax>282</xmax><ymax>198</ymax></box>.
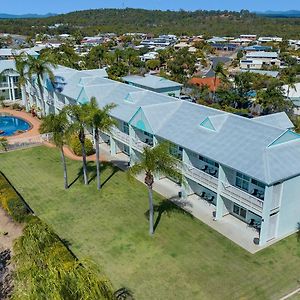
<box><xmin>7</xmin><ymin>196</ymin><xmax>30</xmax><ymax>223</ymax></box>
<box><xmin>69</xmin><ymin>135</ymin><xmax>95</xmax><ymax>156</ymax></box>
<box><xmin>12</xmin><ymin>103</ymin><xmax>21</xmax><ymax>110</ymax></box>
<box><xmin>12</xmin><ymin>217</ymin><xmax>114</xmax><ymax>300</ymax></box>
<box><xmin>0</xmin><ymin>174</ymin><xmax>30</xmax><ymax>223</ymax></box>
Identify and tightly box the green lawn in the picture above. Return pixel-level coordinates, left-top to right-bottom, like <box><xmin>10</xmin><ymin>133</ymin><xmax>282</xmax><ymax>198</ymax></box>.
<box><xmin>1</xmin><ymin>146</ymin><xmax>300</xmax><ymax>300</ymax></box>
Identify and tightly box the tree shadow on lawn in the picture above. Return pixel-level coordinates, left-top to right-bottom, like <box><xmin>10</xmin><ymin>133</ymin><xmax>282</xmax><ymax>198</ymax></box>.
<box><xmin>145</xmin><ymin>197</ymin><xmax>194</xmax><ymax>233</ymax></box>
<box><xmin>70</xmin><ymin>161</ymin><xmax>120</xmax><ymax>188</ymax></box>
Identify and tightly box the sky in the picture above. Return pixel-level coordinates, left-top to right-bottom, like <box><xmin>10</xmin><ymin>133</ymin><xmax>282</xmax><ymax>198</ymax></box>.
<box><xmin>2</xmin><ymin>0</ymin><xmax>300</xmax><ymax>15</ymax></box>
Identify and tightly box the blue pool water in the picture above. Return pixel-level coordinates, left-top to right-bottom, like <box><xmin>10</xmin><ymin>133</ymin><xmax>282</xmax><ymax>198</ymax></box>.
<box><xmin>0</xmin><ymin>116</ymin><xmax>31</xmax><ymax>136</ymax></box>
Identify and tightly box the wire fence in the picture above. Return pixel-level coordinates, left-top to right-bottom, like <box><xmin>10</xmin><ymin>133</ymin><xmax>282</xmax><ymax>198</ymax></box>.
<box><xmin>0</xmin><ymin>133</ymin><xmax>52</xmax><ymax>153</ymax></box>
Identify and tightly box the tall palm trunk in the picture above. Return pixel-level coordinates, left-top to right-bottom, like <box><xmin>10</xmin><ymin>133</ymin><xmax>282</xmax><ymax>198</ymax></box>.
<box><xmin>38</xmin><ymin>85</ymin><xmax>46</xmax><ymax>116</ymax></box>
<box><xmin>79</xmin><ymin>129</ymin><xmax>88</xmax><ymax>185</ymax></box>
<box><xmin>145</xmin><ymin>172</ymin><xmax>154</xmax><ymax>235</ymax></box>
<box><xmin>60</xmin><ymin>146</ymin><xmax>68</xmax><ymax>189</ymax></box>
<box><xmin>147</xmin><ymin>185</ymin><xmax>154</xmax><ymax>235</ymax></box>
<box><xmin>94</xmin><ymin>127</ymin><xmax>101</xmax><ymax>190</ymax></box>
<box><xmin>21</xmin><ymin>85</ymin><xmax>28</xmax><ymax>111</ymax></box>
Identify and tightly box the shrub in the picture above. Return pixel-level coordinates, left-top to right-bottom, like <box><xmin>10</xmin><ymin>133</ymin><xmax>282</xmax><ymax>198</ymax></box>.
<box><xmin>69</xmin><ymin>135</ymin><xmax>95</xmax><ymax>156</ymax></box>
<box><xmin>12</xmin><ymin>217</ymin><xmax>114</xmax><ymax>300</ymax></box>
<box><xmin>12</xmin><ymin>103</ymin><xmax>21</xmax><ymax>110</ymax></box>
<box><xmin>0</xmin><ymin>174</ymin><xmax>30</xmax><ymax>223</ymax></box>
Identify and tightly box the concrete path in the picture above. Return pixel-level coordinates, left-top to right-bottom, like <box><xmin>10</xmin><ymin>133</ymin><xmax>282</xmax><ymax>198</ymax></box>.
<box><xmin>280</xmin><ymin>288</ymin><xmax>300</xmax><ymax>300</ymax></box>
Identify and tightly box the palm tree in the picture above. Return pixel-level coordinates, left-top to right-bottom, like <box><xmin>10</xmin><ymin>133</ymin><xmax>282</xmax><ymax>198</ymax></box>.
<box><xmin>88</xmin><ymin>97</ymin><xmax>117</xmax><ymax>190</ymax></box>
<box><xmin>285</xmin><ymin>72</ymin><xmax>297</xmax><ymax>98</ymax></box>
<box><xmin>128</xmin><ymin>142</ymin><xmax>182</xmax><ymax>235</ymax></box>
<box><xmin>213</xmin><ymin>62</ymin><xmax>226</xmax><ymax>101</ymax></box>
<box><xmin>39</xmin><ymin>111</ymin><xmax>70</xmax><ymax>189</ymax></box>
<box><xmin>27</xmin><ymin>55</ymin><xmax>56</xmax><ymax>116</ymax></box>
<box><xmin>64</xmin><ymin>104</ymin><xmax>90</xmax><ymax>185</ymax></box>
<box><xmin>13</xmin><ymin>52</ymin><xmax>29</xmax><ymax>111</ymax></box>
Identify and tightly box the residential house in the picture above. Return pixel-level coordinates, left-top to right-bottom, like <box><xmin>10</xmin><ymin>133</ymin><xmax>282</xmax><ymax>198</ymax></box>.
<box><xmin>258</xmin><ymin>36</ymin><xmax>283</xmax><ymax>43</ymax></box>
<box><xmin>240</xmin><ymin>34</ymin><xmax>257</xmax><ymax>41</ymax></box>
<box><xmin>139</xmin><ymin>52</ymin><xmax>159</xmax><ymax>62</ymax></box>
<box><xmin>189</xmin><ymin>77</ymin><xmax>221</xmax><ymax>92</ymax></box>
<box><xmin>282</xmin><ymin>82</ymin><xmax>300</xmax><ymax>115</ymax></box>
<box><xmin>241</xmin><ymin>51</ymin><xmax>281</xmax><ymax>70</ymax></box>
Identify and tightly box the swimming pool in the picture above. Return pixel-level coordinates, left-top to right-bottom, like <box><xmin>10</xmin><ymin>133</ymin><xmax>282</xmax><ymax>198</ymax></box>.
<box><xmin>0</xmin><ymin>115</ymin><xmax>31</xmax><ymax>136</ymax></box>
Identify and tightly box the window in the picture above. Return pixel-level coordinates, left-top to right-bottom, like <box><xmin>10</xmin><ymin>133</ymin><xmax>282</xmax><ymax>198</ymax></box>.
<box><xmin>199</xmin><ymin>155</ymin><xmax>219</xmax><ymax>168</ymax></box>
<box><xmin>251</xmin><ymin>179</ymin><xmax>265</xmax><ymax>189</ymax></box>
<box><xmin>233</xmin><ymin>204</ymin><xmax>247</xmax><ymax>219</ymax></box>
<box><xmin>236</xmin><ymin>172</ymin><xmax>250</xmax><ymax>191</ymax></box>
<box><xmin>123</xmin><ymin>123</ymin><xmax>129</xmax><ymax>135</ymax></box>
<box><xmin>144</xmin><ymin>131</ymin><xmax>153</xmax><ymax>138</ymax></box>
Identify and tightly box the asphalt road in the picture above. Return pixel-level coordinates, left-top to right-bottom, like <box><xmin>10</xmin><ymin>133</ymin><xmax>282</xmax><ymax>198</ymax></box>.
<box><xmin>204</xmin><ymin>56</ymin><xmax>231</xmax><ymax>77</ymax></box>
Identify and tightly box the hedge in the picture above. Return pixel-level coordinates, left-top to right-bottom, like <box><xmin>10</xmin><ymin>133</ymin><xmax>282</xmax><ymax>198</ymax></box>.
<box><xmin>0</xmin><ymin>173</ymin><xmax>30</xmax><ymax>223</ymax></box>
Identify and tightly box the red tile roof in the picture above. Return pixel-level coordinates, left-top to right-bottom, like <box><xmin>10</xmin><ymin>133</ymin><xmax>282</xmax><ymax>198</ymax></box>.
<box><xmin>189</xmin><ymin>77</ymin><xmax>221</xmax><ymax>92</ymax></box>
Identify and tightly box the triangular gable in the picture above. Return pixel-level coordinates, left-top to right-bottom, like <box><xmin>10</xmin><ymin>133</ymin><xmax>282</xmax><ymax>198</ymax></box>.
<box><xmin>200</xmin><ymin>117</ymin><xmax>216</xmax><ymax>131</ymax></box>
<box><xmin>268</xmin><ymin>130</ymin><xmax>300</xmax><ymax>147</ymax></box>
<box><xmin>124</xmin><ymin>92</ymin><xmax>135</xmax><ymax>103</ymax></box>
<box><xmin>129</xmin><ymin>107</ymin><xmax>153</xmax><ymax>134</ymax></box>
<box><xmin>77</xmin><ymin>87</ymin><xmax>89</xmax><ymax>105</ymax></box>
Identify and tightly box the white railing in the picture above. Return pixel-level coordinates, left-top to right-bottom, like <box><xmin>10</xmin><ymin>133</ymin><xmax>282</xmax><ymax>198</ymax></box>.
<box><xmin>0</xmin><ymin>82</ymin><xmax>9</xmax><ymax>88</ymax></box>
<box><xmin>55</xmin><ymin>101</ymin><xmax>66</xmax><ymax>110</ymax></box>
<box><xmin>0</xmin><ymin>133</ymin><xmax>52</xmax><ymax>152</ymax></box>
<box><xmin>183</xmin><ymin>163</ymin><xmax>218</xmax><ymax>190</ymax></box>
<box><xmin>131</xmin><ymin>138</ymin><xmax>149</xmax><ymax>152</ymax></box>
<box><xmin>47</xmin><ymin>96</ymin><xmax>54</xmax><ymax>105</ymax></box>
<box><xmin>110</xmin><ymin>127</ymin><xmax>130</xmax><ymax>144</ymax></box>
<box><xmin>220</xmin><ymin>182</ymin><xmax>264</xmax><ymax>214</ymax></box>
<box><xmin>30</xmin><ymin>87</ymin><xmax>36</xmax><ymax>95</ymax></box>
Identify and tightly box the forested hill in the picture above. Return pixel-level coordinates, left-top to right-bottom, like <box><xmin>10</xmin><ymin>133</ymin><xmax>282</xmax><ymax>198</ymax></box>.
<box><xmin>1</xmin><ymin>8</ymin><xmax>300</xmax><ymax>38</ymax></box>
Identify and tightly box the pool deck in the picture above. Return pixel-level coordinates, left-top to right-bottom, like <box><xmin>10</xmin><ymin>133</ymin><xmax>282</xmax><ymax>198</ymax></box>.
<box><xmin>0</xmin><ymin>108</ymin><xmax>106</xmax><ymax>162</ymax></box>
<box><xmin>0</xmin><ymin>108</ymin><xmax>41</xmax><ymax>140</ymax></box>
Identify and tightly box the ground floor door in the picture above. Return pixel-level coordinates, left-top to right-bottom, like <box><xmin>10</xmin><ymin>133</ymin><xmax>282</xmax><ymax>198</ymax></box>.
<box><xmin>232</xmin><ymin>203</ymin><xmax>247</xmax><ymax>221</ymax></box>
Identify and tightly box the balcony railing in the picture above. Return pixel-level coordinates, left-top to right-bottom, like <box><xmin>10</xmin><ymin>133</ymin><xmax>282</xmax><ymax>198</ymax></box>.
<box><xmin>183</xmin><ymin>163</ymin><xmax>218</xmax><ymax>190</ymax></box>
<box><xmin>0</xmin><ymin>82</ymin><xmax>9</xmax><ymax>88</ymax></box>
<box><xmin>55</xmin><ymin>101</ymin><xmax>66</xmax><ymax>110</ymax></box>
<box><xmin>220</xmin><ymin>182</ymin><xmax>264</xmax><ymax>214</ymax></box>
<box><xmin>131</xmin><ymin>138</ymin><xmax>149</xmax><ymax>152</ymax></box>
<box><xmin>110</xmin><ymin>127</ymin><xmax>130</xmax><ymax>144</ymax></box>
<box><xmin>46</xmin><ymin>96</ymin><xmax>54</xmax><ymax>105</ymax></box>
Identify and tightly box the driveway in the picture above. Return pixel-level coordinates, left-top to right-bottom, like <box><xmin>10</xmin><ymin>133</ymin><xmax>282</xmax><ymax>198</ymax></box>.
<box><xmin>204</xmin><ymin>56</ymin><xmax>231</xmax><ymax>77</ymax></box>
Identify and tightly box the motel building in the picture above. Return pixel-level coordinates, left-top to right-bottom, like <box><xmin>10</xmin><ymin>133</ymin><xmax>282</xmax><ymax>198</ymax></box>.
<box><xmin>4</xmin><ymin>63</ymin><xmax>299</xmax><ymax>252</ymax></box>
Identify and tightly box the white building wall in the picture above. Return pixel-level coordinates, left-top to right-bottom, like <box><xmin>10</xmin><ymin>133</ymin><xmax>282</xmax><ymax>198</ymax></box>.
<box><xmin>277</xmin><ymin>175</ymin><xmax>300</xmax><ymax>238</ymax></box>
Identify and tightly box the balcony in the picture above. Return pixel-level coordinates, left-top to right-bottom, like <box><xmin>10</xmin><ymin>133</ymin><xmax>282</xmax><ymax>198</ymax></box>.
<box><xmin>46</xmin><ymin>96</ymin><xmax>54</xmax><ymax>105</ymax></box>
<box><xmin>131</xmin><ymin>138</ymin><xmax>149</xmax><ymax>152</ymax></box>
<box><xmin>110</xmin><ymin>127</ymin><xmax>130</xmax><ymax>145</ymax></box>
<box><xmin>30</xmin><ymin>87</ymin><xmax>36</xmax><ymax>95</ymax></box>
<box><xmin>220</xmin><ymin>182</ymin><xmax>264</xmax><ymax>214</ymax></box>
<box><xmin>55</xmin><ymin>101</ymin><xmax>66</xmax><ymax>110</ymax></box>
<box><xmin>183</xmin><ymin>163</ymin><xmax>218</xmax><ymax>191</ymax></box>
<box><xmin>0</xmin><ymin>82</ymin><xmax>9</xmax><ymax>88</ymax></box>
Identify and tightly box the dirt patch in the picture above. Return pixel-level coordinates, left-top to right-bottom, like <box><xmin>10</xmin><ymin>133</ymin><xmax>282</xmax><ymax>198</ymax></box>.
<box><xmin>0</xmin><ymin>209</ymin><xmax>23</xmax><ymax>299</ymax></box>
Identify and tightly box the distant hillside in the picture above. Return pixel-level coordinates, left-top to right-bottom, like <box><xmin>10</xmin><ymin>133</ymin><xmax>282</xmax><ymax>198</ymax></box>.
<box><xmin>0</xmin><ymin>8</ymin><xmax>299</xmax><ymax>38</ymax></box>
<box><xmin>258</xmin><ymin>10</ymin><xmax>300</xmax><ymax>18</ymax></box>
<box><xmin>0</xmin><ymin>13</ymin><xmax>57</xmax><ymax>19</ymax></box>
